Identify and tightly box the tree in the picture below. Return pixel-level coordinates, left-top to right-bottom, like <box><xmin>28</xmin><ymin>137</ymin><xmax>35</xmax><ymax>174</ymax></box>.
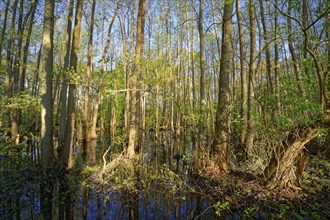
<box><xmin>127</xmin><ymin>0</ymin><xmax>146</xmax><ymax>158</ymax></box>
<box><xmin>213</xmin><ymin>0</ymin><xmax>234</xmax><ymax>173</ymax></box>
<box><xmin>39</xmin><ymin>0</ymin><xmax>55</xmax><ymax>218</ymax></box>
<box><xmin>63</xmin><ymin>0</ymin><xmax>83</xmax><ymax>170</ymax></box>
<box><xmin>62</xmin><ymin>0</ymin><xmax>83</xmax><ymax>218</ymax></box>
<box><xmin>58</xmin><ymin>0</ymin><xmax>74</xmax><ymax>158</ymax></box>
<box><xmin>198</xmin><ymin>0</ymin><xmax>205</xmax><ymax>146</ymax></box>
<box><xmin>84</xmin><ymin>0</ymin><xmax>96</xmax><ymax>165</ymax></box>
<box><xmin>245</xmin><ymin>0</ymin><xmax>256</xmax><ymax>156</ymax></box>
<box><xmin>0</xmin><ymin>0</ymin><xmax>10</xmax><ymax>65</ymax></box>
<box><xmin>236</xmin><ymin>0</ymin><xmax>248</xmax><ymax>145</ymax></box>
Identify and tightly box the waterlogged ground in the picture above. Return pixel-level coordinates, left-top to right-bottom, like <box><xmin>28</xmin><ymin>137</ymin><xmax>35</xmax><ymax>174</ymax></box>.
<box><xmin>0</xmin><ymin>155</ymin><xmax>329</xmax><ymax>219</ymax></box>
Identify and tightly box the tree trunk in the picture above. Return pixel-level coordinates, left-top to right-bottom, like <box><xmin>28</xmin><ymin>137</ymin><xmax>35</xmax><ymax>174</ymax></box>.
<box><xmin>198</xmin><ymin>0</ymin><xmax>205</xmax><ymax>147</ymax></box>
<box><xmin>259</xmin><ymin>0</ymin><xmax>273</xmax><ymax>91</ymax></box>
<box><xmin>11</xmin><ymin>0</ymin><xmax>24</xmax><ymax>146</ymax></box>
<box><xmin>58</xmin><ymin>0</ymin><xmax>74</xmax><ymax>156</ymax></box>
<box><xmin>236</xmin><ymin>0</ymin><xmax>248</xmax><ymax>146</ymax></box>
<box><xmin>58</xmin><ymin>2</ymin><xmax>74</xmax><ymax>219</ymax></box>
<box><xmin>0</xmin><ymin>0</ymin><xmax>10</xmax><ymax>144</ymax></box>
<box><xmin>39</xmin><ymin>0</ymin><xmax>55</xmax><ymax>218</ymax></box>
<box><xmin>62</xmin><ymin>1</ymin><xmax>83</xmax><ymax>218</ymax></box>
<box><xmin>246</xmin><ymin>0</ymin><xmax>257</xmax><ymax>156</ymax></box>
<box><xmin>287</xmin><ymin>2</ymin><xmax>304</xmax><ymax>95</ymax></box>
<box><xmin>20</xmin><ymin>0</ymin><xmax>38</xmax><ymax>93</ymax></box>
<box><xmin>273</xmin><ymin>0</ymin><xmax>281</xmax><ymax>113</ymax></box>
<box><xmin>302</xmin><ymin>0</ymin><xmax>309</xmax><ymax>76</ymax></box>
<box><xmin>63</xmin><ymin>0</ymin><xmax>83</xmax><ymax>170</ymax></box>
<box><xmin>4</xmin><ymin>0</ymin><xmax>19</xmax><ymax>145</ymax></box>
<box><xmin>84</xmin><ymin>0</ymin><xmax>96</xmax><ymax>165</ymax></box>
<box><xmin>213</xmin><ymin>0</ymin><xmax>233</xmax><ymax>173</ymax></box>
<box><xmin>127</xmin><ymin>0</ymin><xmax>146</xmax><ymax>158</ymax></box>
<box><xmin>0</xmin><ymin>0</ymin><xmax>10</xmax><ymax>65</ymax></box>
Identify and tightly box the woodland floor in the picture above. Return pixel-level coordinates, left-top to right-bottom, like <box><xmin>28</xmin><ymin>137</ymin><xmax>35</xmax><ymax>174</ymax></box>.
<box><xmin>192</xmin><ymin>155</ymin><xmax>330</xmax><ymax>219</ymax></box>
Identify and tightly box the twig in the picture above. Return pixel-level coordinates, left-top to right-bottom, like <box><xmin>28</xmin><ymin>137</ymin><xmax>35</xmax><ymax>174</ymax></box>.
<box><xmin>103</xmin><ymin>145</ymin><xmax>111</xmax><ymax>170</ymax></box>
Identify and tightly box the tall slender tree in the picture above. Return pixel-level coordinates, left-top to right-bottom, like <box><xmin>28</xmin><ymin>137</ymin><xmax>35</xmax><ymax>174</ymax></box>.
<box><xmin>58</xmin><ymin>0</ymin><xmax>74</xmax><ymax>156</ymax></box>
<box><xmin>246</xmin><ymin>0</ymin><xmax>257</xmax><ymax>156</ymax></box>
<box><xmin>63</xmin><ymin>0</ymin><xmax>83</xmax><ymax>170</ymax></box>
<box><xmin>236</xmin><ymin>0</ymin><xmax>248</xmax><ymax>145</ymax></box>
<box><xmin>0</xmin><ymin>0</ymin><xmax>10</xmax><ymax>65</ymax></box>
<box><xmin>84</xmin><ymin>0</ymin><xmax>96</xmax><ymax>165</ymax></box>
<box><xmin>127</xmin><ymin>0</ymin><xmax>146</xmax><ymax>158</ymax></box>
<box><xmin>198</xmin><ymin>0</ymin><xmax>205</xmax><ymax>147</ymax></box>
<box><xmin>213</xmin><ymin>0</ymin><xmax>234</xmax><ymax>173</ymax></box>
<box><xmin>39</xmin><ymin>0</ymin><xmax>55</xmax><ymax>218</ymax></box>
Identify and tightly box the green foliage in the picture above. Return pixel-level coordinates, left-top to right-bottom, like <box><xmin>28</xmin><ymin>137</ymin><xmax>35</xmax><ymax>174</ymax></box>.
<box><xmin>214</xmin><ymin>201</ymin><xmax>230</xmax><ymax>217</ymax></box>
<box><xmin>1</xmin><ymin>93</ymin><xmax>40</xmax><ymax>112</ymax></box>
<box><xmin>243</xmin><ymin>206</ymin><xmax>256</xmax><ymax>217</ymax></box>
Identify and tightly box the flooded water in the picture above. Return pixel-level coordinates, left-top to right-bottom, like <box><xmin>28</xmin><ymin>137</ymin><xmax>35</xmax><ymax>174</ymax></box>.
<box><xmin>0</xmin><ymin>184</ymin><xmax>216</xmax><ymax>219</ymax></box>
<box><xmin>74</xmin><ymin>190</ymin><xmax>214</xmax><ymax>220</ymax></box>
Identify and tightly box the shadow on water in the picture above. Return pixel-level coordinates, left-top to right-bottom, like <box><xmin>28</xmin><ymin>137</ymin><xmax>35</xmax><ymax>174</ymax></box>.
<box><xmin>75</xmin><ymin>189</ymin><xmax>215</xmax><ymax>220</ymax></box>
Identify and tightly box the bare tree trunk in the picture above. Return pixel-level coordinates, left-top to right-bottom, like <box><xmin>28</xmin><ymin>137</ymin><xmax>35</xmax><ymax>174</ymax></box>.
<box><xmin>213</xmin><ymin>0</ymin><xmax>233</xmax><ymax>173</ymax></box>
<box><xmin>58</xmin><ymin>0</ymin><xmax>74</xmax><ymax>156</ymax></box>
<box><xmin>259</xmin><ymin>0</ymin><xmax>273</xmax><ymax>91</ymax></box>
<box><xmin>127</xmin><ymin>0</ymin><xmax>146</xmax><ymax>158</ymax></box>
<box><xmin>236</xmin><ymin>0</ymin><xmax>248</xmax><ymax>145</ymax></box>
<box><xmin>4</xmin><ymin>0</ymin><xmax>19</xmax><ymax>145</ymax></box>
<box><xmin>10</xmin><ymin>0</ymin><xmax>25</xmax><ymax>147</ymax></box>
<box><xmin>58</xmin><ymin>3</ymin><xmax>74</xmax><ymax>219</ymax></box>
<box><xmin>63</xmin><ymin>0</ymin><xmax>83</xmax><ymax>170</ymax></box>
<box><xmin>198</xmin><ymin>0</ymin><xmax>205</xmax><ymax>147</ymax></box>
<box><xmin>20</xmin><ymin>0</ymin><xmax>38</xmax><ymax>93</ymax></box>
<box><xmin>84</xmin><ymin>0</ymin><xmax>96</xmax><ymax>165</ymax></box>
<box><xmin>0</xmin><ymin>0</ymin><xmax>10</xmax><ymax>65</ymax></box>
<box><xmin>287</xmin><ymin>2</ymin><xmax>304</xmax><ymax>94</ymax></box>
<box><xmin>302</xmin><ymin>0</ymin><xmax>309</xmax><ymax>76</ymax></box>
<box><xmin>190</xmin><ymin>14</ymin><xmax>197</xmax><ymax>152</ymax></box>
<box><xmin>39</xmin><ymin>0</ymin><xmax>55</xmax><ymax>219</ymax></box>
<box><xmin>274</xmin><ymin>0</ymin><xmax>281</xmax><ymax>113</ymax></box>
<box><xmin>176</xmin><ymin>30</ymin><xmax>182</xmax><ymax>158</ymax></box>
<box><xmin>246</xmin><ymin>0</ymin><xmax>257</xmax><ymax>156</ymax></box>
<box><xmin>62</xmin><ymin>1</ymin><xmax>83</xmax><ymax>219</ymax></box>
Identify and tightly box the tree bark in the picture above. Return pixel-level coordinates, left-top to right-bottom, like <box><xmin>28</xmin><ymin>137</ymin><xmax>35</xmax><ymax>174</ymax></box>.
<box><xmin>236</xmin><ymin>0</ymin><xmax>248</xmax><ymax>145</ymax></box>
<box><xmin>213</xmin><ymin>0</ymin><xmax>233</xmax><ymax>173</ymax></box>
<box><xmin>39</xmin><ymin>0</ymin><xmax>55</xmax><ymax>173</ymax></box>
<box><xmin>20</xmin><ymin>0</ymin><xmax>38</xmax><ymax>93</ymax></box>
<box><xmin>246</xmin><ymin>0</ymin><xmax>257</xmax><ymax>156</ymax></box>
<box><xmin>127</xmin><ymin>0</ymin><xmax>146</xmax><ymax>158</ymax></box>
<box><xmin>259</xmin><ymin>0</ymin><xmax>273</xmax><ymax>91</ymax></box>
<box><xmin>63</xmin><ymin>0</ymin><xmax>83</xmax><ymax>170</ymax></box>
<box><xmin>10</xmin><ymin>0</ymin><xmax>25</xmax><ymax>146</ymax></box>
<box><xmin>39</xmin><ymin>0</ymin><xmax>55</xmax><ymax>218</ymax></box>
<box><xmin>4</xmin><ymin>0</ymin><xmax>19</xmax><ymax>145</ymax></box>
<box><xmin>198</xmin><ymin>0</ymin><xmax>205</xmax><ymax>147</ymax></box>
<box><xmin>273</xmin><ymin>0</ymin><xmax>281</xmax><ymax>113</ymax></box>
<box><xmin>287</xmin><ymin>2</ymin><xmax>304</xmax><ymax>94</ymax></box>
<box><xmin>0</xmin><ymin>0</ymin><xmax>10</xmax><ymax>65</ymax></box>
<box><xmin>58</xmin><ymin>0</ymin><xmax>74</xmax><ymax>156</ymax></box>
<box><xmin>84</xmin><ymin>0</ymin><xmax>96</xmax><ymax>165</ymax></box>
